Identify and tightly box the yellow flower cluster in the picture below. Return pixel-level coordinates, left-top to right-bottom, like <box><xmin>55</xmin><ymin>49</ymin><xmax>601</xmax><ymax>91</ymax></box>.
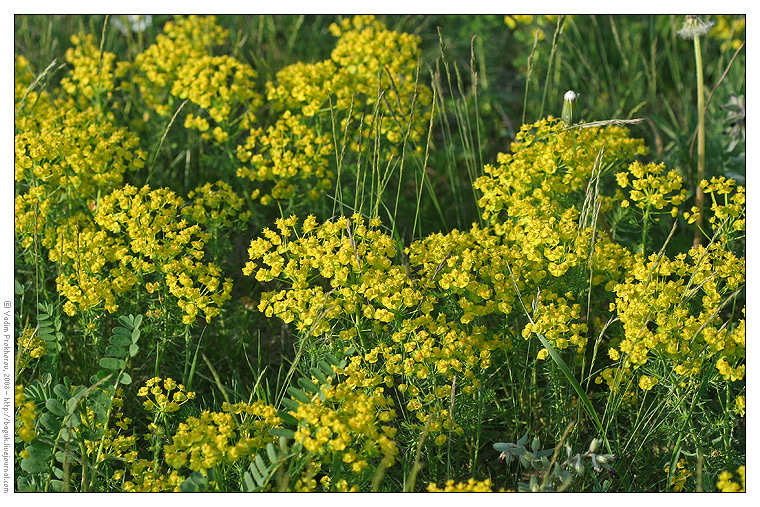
<box><xmin>709</xmin><ymin>15</ymin><xmax>745</xmax><ymax>51</ymax></box>
<box><xmin>664</xmin><ymin>458</ymin><xmax>691</xmax><ymax>492</ymax></box>
<box><xmin>265</xmin><ymin>14</ymin><xmax>432</xmax><ymax>160</ymax></box>
<box><xmin>137</xmin><ymin>377</ymin><xmax>196</xmax><ymax>414</ymax></box>
<box><xmin>180</xmin><ymin>180</ymin><xmax>252</xmax><ymax>229</ymax></box>
<box><xmin>426</xmin><ymin>477</ymin><xmax>494</xmax><ymax>492</ymax></box>
<box><xmin>163</xmin><ymin>401</ymin><xmax>281</xmax><ymax>474</ymax></box>
<box><xmin>244</xmin><ymin>214</ymin><xmax>415</xmax><ymax>336</ymax></box>
<box><xmin>122</xmin><ymin>15</ymin><xmax>261</xmax><ymax>140</ymax></box>
<box><xmin>289</xmin><ymin>377</ymin><xmax>398</xmax><ymax>474</ymax></box>
<box><xmin>716</xmin><ymin>465</ymin><xmax>745</xmax><ymax>492</ymax></box>
<box><xmin>615</xmin><ymin>161</ymin><xmax>687</xmax><ymax>217</ymax></box>
<box><xmin>604</xmin><ymin>242</ymin><xmax>745</xmax><ymax>388</ymax></box>
<box><xmin>80</xmin><ymin>388</ymin><xmax>139</xmax><ymax>465</ymax></box>
<box><xmin>50</xmin><ymin>184</ymin><xmax>232</xmax><ymax>323</ymax></box>
<box><xmin>15</xmin><ymin>385</ymin><xmax>38</xmax><ymax>443</ymax></box>
<box><xmin>474</xmin><ymin>117</ymin><xmax>647</xmax><ymax>226</ymax></box>
<box><xmin>343</xmin><ymin>316</ymin><xmax>498</xmax><ymax>438</ymax></box>
<box><xmin>123</xmin><ymin>459</ymin><xmax>185</xmax><ymax>492</ymax></box>
<box><xmin>504</xmin><ymin>14</ymin><xmax>566</xmax><ymax>41</ymax></box>
<box><xmin>522</xmin><ymin>291</ymin><xmax>588</xmax><ymax>351</ymax></box>
<box><xmin>60</xmin><ymin>33</ymin><xmax>117</xmax><ymax>105</ymax></box>
<box><xmin>245</xmin><ymin>215</ymin><xmax>505</xmax><ymax>437</ymax></box>
<box><xmin>15</xmin><ymin>325</ymin><xmax>47</xmax><ymax>373</ymax></box>
<box><xmin>684</xmin><ymin>177</ymin><xmax>745</xmax><ymax>238</ymax></box>
<box><xmin>236</xmin><ymin>111</ymin><xmax>334</xmax><ymax>204</ymax></box>
<box><xmin>14</xmin><ymin>68</ymin><xmax>146</xmax><ymax>249</ymax></box>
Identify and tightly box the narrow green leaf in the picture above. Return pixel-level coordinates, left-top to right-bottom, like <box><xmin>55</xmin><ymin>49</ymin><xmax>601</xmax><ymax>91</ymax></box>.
<box><xmin>254</xmin><ymin>454</ymin><xmax>268</xmax><ymax>475</ymax></box>
<box><xmin>266</xmin><ymin>442</ymin><xmax>278</xmax><ymax>465</ymax></box>
<box><xmin>535</xmin><ymin>332</ymin><xmax>605</xmax><ymax>441</ymax></box>
<box><xmin>250</xmin><ymin>461</ymin><xmax>265</xmax><ymax>487</ymax></box>
<box><xmin>287</xmin><ymin>386</ymin><xmax>311</xmax><ymax>404</ymax></box>
<box><xmin>318</xmin><ymin>360</ymin><xmax>335</xmax><ymax>377</ymax></box>
<box><xmin>277</xmin><ymin>410</ymin><xmax>298</xmax><ymax>426</ymax></box>
<box><xmin>131</xmin><ymin>328</ymin><xmax>141</xmax><ymax>343</ymax></box>
<box><xmin>133</xmin><ymin>314</ymin><xmax>143</xmax><ymax>329</ymax></box>
<box><xmin>324</xmin><ymin>352</ymin><xmax>340</xmax><ymax>366</ymax></box>
<box><xmin>242</xmin><ymin>472</ymin><xmax>257</xmax><ymax>492</ymax></box>
<box><xmin>117</xmin><ymin>315</ymin><xmax>133</xmax><ymax>328</ymax></box>
<box><xmin>280</xmin><ymin>398</ymin><xmax>300</xmax><ymax>413</ymax></box>
<box><xmin>297</xmin><ymin>377</ymin><xmax>319</xmax><ymax>394</ymax></box>
<box><xmin>309</xmin><ymin>367</ymin><xmax>328</xmax><ymax>384</ymax></box>
<box><xmin>269</xmin><ymin>427</ymin><xmax>295</xmax><ymax>439</ymax></box>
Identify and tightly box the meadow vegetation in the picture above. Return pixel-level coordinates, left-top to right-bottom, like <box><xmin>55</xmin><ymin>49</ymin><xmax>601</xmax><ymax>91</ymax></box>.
<box><xmin>13</xmin><ymin>14</ymin><xmax>745</xmax><ymax>492</ymax></box>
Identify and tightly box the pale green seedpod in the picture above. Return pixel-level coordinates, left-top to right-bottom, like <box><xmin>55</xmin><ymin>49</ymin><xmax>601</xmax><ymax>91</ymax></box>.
<box><xmin>561</xmin><ymin>89</ymin><xmax>577</xmax><ymax>126</ymax></box>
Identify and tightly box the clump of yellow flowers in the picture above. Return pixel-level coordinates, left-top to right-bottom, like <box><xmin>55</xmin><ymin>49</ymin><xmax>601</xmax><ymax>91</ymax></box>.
<box><xmin>15</xmin><ymin>385</ymin><xmax>38</xmax><ymax>444</ymax></box>
<box><xmin>163</xmin><ymin>401</ymin><xmax>281</xmax><ymax>475</ymax></box>
<box><xmin>240</xmin><ymin>15</ymin><xmax>432</xmax><ymax>206</ymax></box>
<box><xmin>120</xmin><ymin>15</ymin><xmax>262</xmax><ymax>138</ymax></box>
<box><xmin>50</xmin><ymin>184</ymin><xmax>233</xmax><ymax>324</ymax></box>
<box><xmin>15</xmin><ymin>325</ymin><xmax>47</xmax><ymax>374</ymax></box>
<box><xmin>427</xmin><ymin>477</ymin><xmax>494</xmax><ymax>492</ymax></box>
<box><xmin>716</xmin><ymin>465</ymin><xmax>745</xmax><ymax>492</ymax></box>
<box><xmin>289</xmin><ymin>377</ymin><xmax>398</xmax><ymax>474</ymax></box>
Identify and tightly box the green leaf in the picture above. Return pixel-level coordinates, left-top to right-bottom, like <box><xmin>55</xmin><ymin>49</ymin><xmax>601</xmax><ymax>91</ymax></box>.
<box><xmin>40</xmin><ymin>413</ymin><xmax>61</xmax><ymax>432</ymax></box>
<box><xmin>112</xmin><ymin>326</ymin><xmax>131</xmax><ymax>337</ymax></box>
<box><xmin>109</xmin><ymin>334</ymin><xmax>132</xmax><ymax>347</ymax></box>
<box><xmin>269</xmin><ymin>427</ymin><xmax>295</xmax><ymax>439</ymax></box>
<box><xmin>324</xmin><ymin>352</ymin><xmax>340</xmax><ymax>366</ymax></box>
<box><xmin>129</xmin><ymin>344</ymin><xmax>139</xmax><ymax>357</ymax></box>
<box><xmin>99</xmin><ymin>357</ymin><xmax>126</xmax><ymax>370</ymax></box>
<box><xmin>105</xmin><ymin>345</ymin><xmax>129</xmax><ymax>358</ymax></box>
<box><xmin>45</xmin><ymin>398</ymin><xmax>66</xmax><ymax>417</ymax></box>
<box><xmin>25</xmin><ymin>445</ymin><xmax>51</xmax><ymax>461</ymax></box>
<box><xmin>280</xmin><ymin>398</ymin><xmax>300</xmax><ymax>413</ymax></box>
<box><xmin>118</xmin><ymin>372</ymin><xmax>132</xmax><ymax>385</ymax></box>
<box><xmin>255</xmin><ymin>454</ymin><xmax>267</xmax><ymax>474</ymax></box>
<box><xmin>242</xmin><ymin>472</ymin><xmax>257</xmax><ymax>492</ymax></box>
<box><xmin>317</xmin><ymin>360</ymin><xmax>334</xmax><ymax>377</ymax></box>
<box><xmin>65</xmin><ymin>398</ymin><xmax>80</xmax><ymax>415</ymax></box>
<box><xmin>277</xmin><ymin>410</ymin><xmax>298</xmax><ymax>427</ymax></box>
<box><xmin>309</xmin><ymin>367</ymin><xmax>328</xmax><ymax>384</ymax></box>
<box><xmin>286</xmin><ymin>386</ymin><xmax>311</xmax><ymax>404</ymax></box>
<box><xmin>297</xmin><ymin>377</ymin><xmax>319</xmax><ymax>394</ymax></box>
<box><xmin>179</xmin><ymin>479</ymin><xmax>199</xmax><ymax>493</ymax></box>
<box><xmin>249</xmin><ymin>461</ymin><xmax>265</xmax><ymax>487</ymax></box>
<box><xmin>117</xmin><ymin>315</ymin><xmax>133</xmax><ymax>329</ymax></box>
<box><xmin>131</xmin><ymin>328</ymin><xmax>141</xmax><ymax>343</ymax></box>
<box><xmin>15</xmin><ymin>280</ymin><xmax>24</xmax><ymax>295</ymax></box>
<box><xmin>50</xmin><ymin>480</ymin><xmax>64</xmax><ymax>492</ymax></box>
<box><xmin>21</xmin><ymin>457</ymin><xmax>49</xmax><ymax>474</ymax></box>
<box><xmin>266</xmin><ymin>442</ymin><xmax>278</xmax><ymax>464</ymax></box>
<box><xmin>534</xmin><ymin>332</ymin><xmax>607</xmax><ymax>449</ymax></box>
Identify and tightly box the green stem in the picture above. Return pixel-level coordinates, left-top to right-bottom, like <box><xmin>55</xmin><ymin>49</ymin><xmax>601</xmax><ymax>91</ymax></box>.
<box><xmin>693</xmin><ymin>34</ymin><xmax>706</xmax><ymax>248</ymax></box>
